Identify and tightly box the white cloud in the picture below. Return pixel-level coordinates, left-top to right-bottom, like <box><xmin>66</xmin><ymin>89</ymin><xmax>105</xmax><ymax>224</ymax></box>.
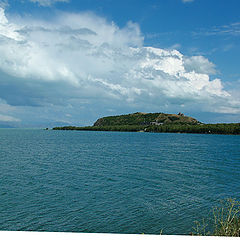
<box><xmin>169</xmin><ymin>43</ymin><xmax>181</xmax><ymax>50</ymax></box>
<box><xmin>193</xmin><ymin>22</ymin><xmax>240</xmax><ymax>37</ymax></box>
<box><xmin>182</xmin><ymin>0</ymin><xmax>194</xmax><ymax>3</ymax></box>
<box><xmin>183</xmin><ymin>56</ymin><xmax>216</xmax><ymax>75</ymax></box>
<box><xmin>0</xmin><ymin>7</ymin><xmax>239</xmax><ymax>125</ymax></box>
<box><xmin>215</xmin><ymin>106</ymin><xmax>240</xmax><ymax>114</ymax></box>
<box><xmin>0</xmin><ymin>99</ymin><xmax>21</xmax><ymax>123</ymax></box>
<box><xmin>29</xmin><ymin>0</ymin><xmax>69</xmax><ymax>7</ymax></box>
<box><xmin>0</xmin><ymin>0</ymin><xmax>8</xmax><ymax>8</ymax></box>
<box><xmin>0</xmin><ymin>113</ymin><xmax>20</xmax><ymax>122</ymax></box>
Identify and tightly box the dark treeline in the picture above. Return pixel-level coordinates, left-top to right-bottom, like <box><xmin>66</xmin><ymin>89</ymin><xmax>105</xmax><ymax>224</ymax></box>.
<box><xmin>53</xmin><ymin>123</ymin><xmax>240</xmax><ymax>135</ymax></box>
<box><xmin>146</xmin><ymin>123</ymin><xmax>240</xmax><ymax>135</ymax></box>
<box><xmin>53</xmin><ymin>125</ymin><xmax>146</xmax><ymax>132</ymax></box>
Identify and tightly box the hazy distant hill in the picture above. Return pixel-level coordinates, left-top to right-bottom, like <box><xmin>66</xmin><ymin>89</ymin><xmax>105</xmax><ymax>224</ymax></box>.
<box><xmin>93</xmin><ymin>112</ymin><xmax>200</xmax><ymax>127</ymax></box>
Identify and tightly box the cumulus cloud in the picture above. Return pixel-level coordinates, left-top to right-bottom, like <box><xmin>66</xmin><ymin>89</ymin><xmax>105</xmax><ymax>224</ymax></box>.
<box><xmin>29</xmin><ymin>0</ymin><xmax>69</xmax><ymax>7</ymax></box>
<box><xmin>183</xmin><ymin>56</ymin><xmax>216</xmax><ymax>75</ymax></box>
<box><xmin>0</xmin><ymin>7</ymin><xmax>239</xmax><ymax>125</ymax></box>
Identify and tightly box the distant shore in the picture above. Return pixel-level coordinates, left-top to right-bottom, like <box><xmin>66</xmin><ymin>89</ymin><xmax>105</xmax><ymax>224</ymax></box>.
<box><xmin>53</xmin><ymin>112</ymin><xmax>240</xmax><ymax>135</ymax></box>
<box><xmin>52</xmin><ymin>123</ymin><xmax>240</xmax><ymax>135</ymax></box>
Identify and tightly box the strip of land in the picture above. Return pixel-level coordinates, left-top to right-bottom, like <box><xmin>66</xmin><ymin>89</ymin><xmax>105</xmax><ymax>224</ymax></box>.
<box><xmin>52</xmin><ymin>112</ymin><xmax>240</xmax><ymax>135</ymax></box>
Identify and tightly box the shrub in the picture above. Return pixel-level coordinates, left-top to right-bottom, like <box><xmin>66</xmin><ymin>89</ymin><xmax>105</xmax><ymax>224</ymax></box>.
<box><xmin>192</xmin><ymin>198</ymin><xmax>240</xmax><ymax>236</ymax></box>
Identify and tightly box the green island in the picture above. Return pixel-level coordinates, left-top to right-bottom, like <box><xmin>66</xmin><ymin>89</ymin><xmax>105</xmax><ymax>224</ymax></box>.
<box><xmin>53</xmin><ymin>112</ymin><xmax>240</xmax><ymax>135</ymax></box>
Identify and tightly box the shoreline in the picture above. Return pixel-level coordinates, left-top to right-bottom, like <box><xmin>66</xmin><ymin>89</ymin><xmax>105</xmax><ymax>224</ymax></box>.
<box><xmin>52</xmin><ymin>123</ymin><xmax>240</xmax><ymax>135</ymax></box>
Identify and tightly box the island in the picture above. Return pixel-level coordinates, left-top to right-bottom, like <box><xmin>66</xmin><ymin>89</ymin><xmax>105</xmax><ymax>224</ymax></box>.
<box><xmin>52</xmin><ymin>112</ymin><xmax>240</xmax><ymax>135</ymax></box>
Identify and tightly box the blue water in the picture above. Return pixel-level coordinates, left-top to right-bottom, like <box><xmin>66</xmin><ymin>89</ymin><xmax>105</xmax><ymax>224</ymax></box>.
<box><xmin>0</xmin><ymin>129</ymin><xmax>239</xmax><ymax>234</ymax></box>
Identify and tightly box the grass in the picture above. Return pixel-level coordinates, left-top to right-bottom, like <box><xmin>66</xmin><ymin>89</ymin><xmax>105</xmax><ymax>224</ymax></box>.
<box><xmin>192</xmin><ymin>198</ymin><xmax>240</xmax><ymax>236</ymax></box>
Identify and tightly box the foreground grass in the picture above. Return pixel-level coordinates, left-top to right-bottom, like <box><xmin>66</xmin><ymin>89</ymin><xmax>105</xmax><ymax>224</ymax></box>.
<box><xmin>192</xmin><ymin>199</ymin><xmax>240</xmax><ymax>236</ymax></box>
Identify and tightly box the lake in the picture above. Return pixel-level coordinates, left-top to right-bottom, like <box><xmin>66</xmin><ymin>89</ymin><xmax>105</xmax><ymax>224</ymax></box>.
<box><xmin>0</xmin><ymin>129</ymin><xmax>239</xmax><ymax>234</ymax></box>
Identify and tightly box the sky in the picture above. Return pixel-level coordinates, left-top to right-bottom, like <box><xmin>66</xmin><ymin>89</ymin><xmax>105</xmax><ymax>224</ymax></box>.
<box><xmin>0</xmin><ymin>0</ymin><xmax>240</xmax><ymax>127</ymax></box>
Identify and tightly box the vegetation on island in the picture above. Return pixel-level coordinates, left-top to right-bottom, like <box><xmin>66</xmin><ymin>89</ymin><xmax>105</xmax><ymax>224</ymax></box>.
<box><xmin>52</xmin><ymin>112</ymin><xmax>240</xmax><ymax>135</ymax></box>
<box><xmin>93</xmin><ymin>112</ymin><xmax>200</xmax><ymax>126</ymax></box>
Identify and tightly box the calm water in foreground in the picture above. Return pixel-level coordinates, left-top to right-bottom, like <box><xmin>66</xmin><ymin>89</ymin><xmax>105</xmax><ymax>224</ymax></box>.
<box><xmin>0</xmin><ymin>129</ymin><xmax>239</xmax><ymax>235</ymax></box>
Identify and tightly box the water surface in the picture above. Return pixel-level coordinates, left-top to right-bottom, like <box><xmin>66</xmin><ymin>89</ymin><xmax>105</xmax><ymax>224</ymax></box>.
<box><xmin>0</xmin><ymin>129</ymin><xmax>239</xmax><ymax>234</ymax></box>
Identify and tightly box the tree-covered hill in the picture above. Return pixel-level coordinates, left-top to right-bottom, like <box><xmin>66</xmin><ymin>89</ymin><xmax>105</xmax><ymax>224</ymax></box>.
<box><xmin>52</xmin><ymin>112</ymin><xmax>240</xmax><ymax>135</ymax></box>
<box><xmin>93</xmin><ymin>112</ymin><xmax>200</xmax><ymax>126</ymax></box>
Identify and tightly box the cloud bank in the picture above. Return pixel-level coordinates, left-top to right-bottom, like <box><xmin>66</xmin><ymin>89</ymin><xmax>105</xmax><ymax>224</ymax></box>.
<box><xmin>0</xmin><ymin>8</ymin><xmax>239</xmax><ymax>125</ymax></box>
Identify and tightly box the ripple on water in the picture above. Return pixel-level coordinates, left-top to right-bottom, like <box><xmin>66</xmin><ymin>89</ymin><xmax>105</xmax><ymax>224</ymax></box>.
<box><xmin>0</xmin><ymin>130</ymin><xmax>239</xmax><ymax>234</ymax></box>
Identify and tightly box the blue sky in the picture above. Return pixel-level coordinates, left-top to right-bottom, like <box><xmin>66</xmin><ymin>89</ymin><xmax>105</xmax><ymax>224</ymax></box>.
<box><xmin>0</xmin><ymin>0</ymin><xmax>240</xmax><ymax>127</ymax></box>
